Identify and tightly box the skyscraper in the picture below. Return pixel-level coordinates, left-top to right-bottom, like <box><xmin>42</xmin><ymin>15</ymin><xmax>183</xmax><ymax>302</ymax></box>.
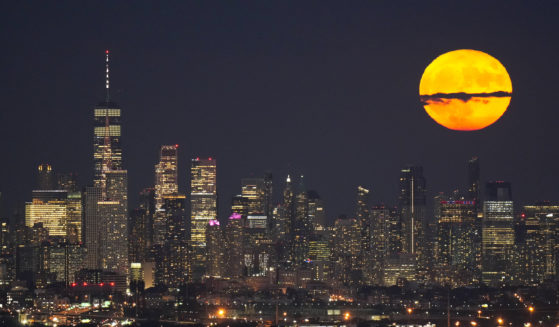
<box><xmin>276</xmin><ymin>175</ymin><xmax>294</xmax><ymax>243</ymax></box>
<box><xmin>86</xmin><ymin>50</ymin><xmax>129</xmax><ymax>277</ymax></box>
<box><xmin>482</xmin><ymin>181</ymin><xmax>514</xmax><ymax>286</ymax></box>
<box><xmin>84</xmin><ymin>186</ymin><xmax>102</xmax><ymax>269</ymax></box>
<box><xmin>517</xmin><ymin>203</ymin><xmax>559</xmax><ymax>285</ymax></box>
<box><xmin>290</xmin><ymin>176</ymin><xmax>311</xmax><ymax>266</ymax></box>
<box><xmin>160</xmin><ymin>194</ymin><xmax>188</xmax><ymax>286</ymax></box>
<box><xmin>93</xmin><ymin>50</ymin><xmax>122</xmax><ymax>187</ymax></box>
<box><xmin>153</xmin><ymin>145</ymin><xmax>179</xmax><ymax>245</ymax></box>
<box><xmin>206</xmin><ymin>220</ymin><xmax>224</xmax><ymax>278</ymax></box>
<box><xmin>37</xmin><ymin>164</ymin><xmax>55</xmax><ymax>190</ymax></box>
<box><xmin>435</xmin><ymin>198</ymin><xmax>480</xmax><ymax>286</ymax></box>
<box><xmin>398</xmin><ymin>165</ymin><xmax>427</xmax><ymax>281</ymax></box>
<box><xmin>398</xmin><ymin>166</ymin><xmax>426</xmax><ymax>256</ymax></box>
<box><xmin>154</xmin><ymin>145</ymin><xmax>179</xmax><ymax>210</ymax></box>
<box><xmin>369</xmin><ymin>205</ymin><xmax>392</xmax><ymax>285</ymax></box>
<box><xmin>25</xmin><ymin>190</ymin><xmax>68</xmax><ymax>238</ymax></box>
<box><xmin>240</xmin><ymin>176</ymin><xmax>274</xmax><ymax>277</ymax></box>
<box><xmin>99</xmin><ymin>170</ymin><xmax>128</xmax><ymax>275</ymax></box>
<box><xmin>356</xmin><ymin>185</ymin><xmax>370</xmax><ymax>282</ymax></box>
<box><xmin>190</xmin><ymin>157</ymin><xmax>217</xmax><ymax>281</ymax></box>
<box><xmin>225</xmin><ymin>206</ymin><xmax>245</xmax><ymax>278</ymax></box>
<box><xmin>467</xmin><ymin>157</ymin><xmax>480</xmax><ymax>204</ymax></box>
<box><xmin>58</xmin><ymin>173</ymin><xmax>82</xmax><ymax>244</ymax></box>
<box><xmin>307</xmin><ymin>191</ymin><xmax>325</xmax><ymax>230</ymax></box>
<box><xmin>332</xmin><ymin>215</ymin><xmax>360</xmax><ymax>285</ymax></box>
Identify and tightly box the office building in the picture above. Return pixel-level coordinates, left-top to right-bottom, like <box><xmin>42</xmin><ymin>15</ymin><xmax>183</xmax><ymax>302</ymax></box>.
<box><xmin>190</xmin><ymin>157</ymin><xmax>217</xmax><ymax>281</ymax></box>
<box><xmin>482</xmin><ymin>181</ymin><xmax>514</xmax><ymax>286</ymax></box>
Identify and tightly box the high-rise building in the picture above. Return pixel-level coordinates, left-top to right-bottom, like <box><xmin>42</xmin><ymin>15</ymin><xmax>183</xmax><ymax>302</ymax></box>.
<box><xmin>87</xmin><ymin>51</ymin><xmax>128</xmax><ymax>278</ymax></box>
<box><xmin>154</xmin><ymin>145</ymin><xmax>179</xmax><ymax>210</ymax></box>
<box><xmin>93</xmin><ymin>51</ymin><xmax>123</xmax><ymax>188</ymax></box>
<box><xmin>129</xmin><ymin>208</ymin><xmax>147</xmax><ymax>264</ymax></box>
<box><xmin>369</xmin><ymin>205</ymin><xmax>392</xmax><ymax>285</ymax></box>
<box><xmin>308</xmin><ymin>229</ymin><xmax>331</xmax><ymax>282</ymax></box>
<box><xmin>356</xmin><ymin>186</ymin><xmax>370</xmax><ymax>283</ymax></box>
<box><xmin>57</xmin><ymin>172</ymin><xmax>79</xmax><ymax>192</ymax></box>
<box><xmin>291</xmin><ymin>176</ymin><xmax>312</xmax><ymax>266</ymax></box>
<box><xmin>263</xmin><ymin>173</ymin><xmax>273</xmax><ymax>228</ymax></box>
<box><xmin>153</xmin><ymin>145</ymin><xmax>179</xmax><ymax>245</ymax></box>
<box><xmin>99</xmin><ymin>170</ymin><xmax>128</xmax><ymax>275</ymax></box>
<box><xmin>160</xmin><ymin>195</ymin><xmax>188</xmax><ymax>286</ymax></box>
<box><xmin>398</xmin><ymin>165</ymin><xmax>427</xmax><ymax>281</ymax></box>
<box><xmin>482</xmin><ymin>181</ymin><xmax>514</xmax><ymax>286</ymax></box>
<box><xmin>225</xmin><ymin>209</ymin><xmax>244</xmax><ymax>278</ymax></box>
<box><xmin>37</xmin><ymin>164</ymin><xmax>55</xmax><ymax>190</ymax></box>
<box><xmin>206</xmin><ymin>220</ymin><xmax>224</xmax><ymax>278</ymax></box>
<box><xmin>517</xmin><ymin>203</ymin><xmax>559</xmax><ymax>285</ymax></box>
<box><xmin>45</xmin><ymin>243</ymin><xmax>85</xmax><ymax>285</ymax></box>
<box><xmin>56</xmin><ymin>173</ymin><xmax>82</xmax><ymax>243</ymax></box>
<box><xmin>398</xmin><ymin>166</ymin><xmax>426</xmax><ymax>255</ymax></box>
<box><xmin>467</xmin><ymin>157</ymin><xmax>480</xmax><ymax>204</ymax></box>
<box><xmin>139</xmin><ymin>188</ymin><xmax>155</xmax><ymax>251</ymax></box>
<box><xmin>307</xmin><ymin>191</ymin><xmax>325</xmax><ymax>230</ymax></box>
<box><xmin>190</xmin><ymin>157</ymin><xmax>217</xmax><ymax>281</ymax></box>
<box><xmin>84</xmin><ymin>186</ymin><xmax>102</xmax><ymax>269</ymax></box>
<box><xmin>275</xmin><ymin>175</ymin><xmax>294</xmax><ymax>243</ymax></box>
<box><xmin>25</xmin><ymin>190</ymin><xmax>68</xmax><ymax>238</ymax></box>
<box><xmin>435</xmin><ymin>199</ymin><xmax>480</xmax><ymax>286</ymax></box>
<box><xmin>240</xmin><ymin>176</ymin><xmax>274</xmax><ymax>277</ymax></box>
<box><xmin>331</xmin><ymin>216</ymin><xmax>360</xmax><ymax>286</ymax></box>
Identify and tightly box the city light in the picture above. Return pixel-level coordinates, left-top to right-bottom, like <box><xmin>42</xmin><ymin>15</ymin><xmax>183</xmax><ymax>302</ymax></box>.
<box><xmin>344</xmin><ymin>312</ymin><xmax>350</xmax><ymax>320</ymax></box>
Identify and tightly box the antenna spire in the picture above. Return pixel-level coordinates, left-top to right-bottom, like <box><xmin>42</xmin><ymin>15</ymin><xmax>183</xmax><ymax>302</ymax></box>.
<box><xmin>105</xmin><ymin>50</ymin><xmax>110</xmax><ymax>103</ymax></box>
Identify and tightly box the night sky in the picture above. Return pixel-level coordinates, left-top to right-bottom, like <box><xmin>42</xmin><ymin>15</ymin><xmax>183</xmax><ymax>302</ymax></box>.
<box><xmin>1</xmin><ymin>1</ymin><xmax>559</xmax><ymax>222</ymax></box>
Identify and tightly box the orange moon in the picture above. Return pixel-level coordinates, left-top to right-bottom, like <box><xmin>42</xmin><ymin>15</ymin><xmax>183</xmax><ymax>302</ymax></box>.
<box><xmin>419</xmin><ymin>49</ymin><xmax>512</xmax><ymax>131</ymax></box>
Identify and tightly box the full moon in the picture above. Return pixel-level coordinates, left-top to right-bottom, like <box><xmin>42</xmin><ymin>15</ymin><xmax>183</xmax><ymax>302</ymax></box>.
<box><xmin>419</xmin><ymin>49</ymin><xmax>512</xmax><ymax>131</ymax></box>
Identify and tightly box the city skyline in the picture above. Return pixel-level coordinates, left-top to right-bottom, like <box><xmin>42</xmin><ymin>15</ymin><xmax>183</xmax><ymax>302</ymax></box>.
<box><xmin>2</xmin><ymin>2</ymin><xmax>559</xmax><ymax>221</ymax></box>
<box><xmin>3</xmin><ymin>3</ymin><xmax>559</xmax><ymax>325</ymax></box>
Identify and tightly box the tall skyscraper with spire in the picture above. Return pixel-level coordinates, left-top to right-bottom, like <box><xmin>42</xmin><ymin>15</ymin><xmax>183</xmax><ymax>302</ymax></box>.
<box><xmin>85</xmin><ymin>51</ymin><xmax>128</xmax><ymax>276</ymax></box>
<box><xmin>93</xmin><ymin>50</ymin><xmax>123</xmax><ymax>187</ymax></box>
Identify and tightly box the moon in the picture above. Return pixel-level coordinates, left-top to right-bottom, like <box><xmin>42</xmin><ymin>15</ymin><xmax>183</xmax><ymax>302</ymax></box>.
<box><xmin>419</xmin><ymin>49</ymin><xmax>512</xmax><ymax>131</ymax></box>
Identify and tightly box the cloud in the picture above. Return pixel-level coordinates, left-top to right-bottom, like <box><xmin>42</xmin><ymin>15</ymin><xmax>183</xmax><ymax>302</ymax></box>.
<box><xmin>420</xmin><ymin>91</ymin><xmax>512</xmax><ymax>105</ymax></box>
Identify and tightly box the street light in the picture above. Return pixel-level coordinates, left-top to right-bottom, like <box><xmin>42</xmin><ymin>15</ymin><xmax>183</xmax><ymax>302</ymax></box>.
<box><xmin>407</xmin><ymin>308</ymin><xmax>413</xmax><ymax>314</ymax></box>
<box><xmin>470</xmin><ymin>321</ymin><xmax>477</xmax><ymax>326</ymax></box>
<box><xmin>344</xmin><ymin>312</ymin><xmax>350</xmax><ymax>321</ymax></box>
<box><xmin>497</xmin><ymin>318</ymin><xmax>504</xmax><ymax>325</ymax></box>
<box><xmin>217</xmin><ymin>308</ymin><xmax>225</xmax><ymax>318</ymax></box>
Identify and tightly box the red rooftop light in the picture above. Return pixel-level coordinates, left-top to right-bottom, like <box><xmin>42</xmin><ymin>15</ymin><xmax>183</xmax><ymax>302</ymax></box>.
<box><xmin>71</xmin><ymin>283</ymin><xmax>77</xmax><ymax>287</ymax></box>
<box><xmin>99</xmin><ymin>282</ymin><xmax>104</xmax><ymax>287</ymax></box>
<box><xmin>83</xmin><ymin>282</ymin><xmax>88</xmax><ymax>286</ymax></box>
<box><xmin>106</xmin><ymin>50</ymin><xmax>109</xmax><ymax>54</ymax></box>
<box><xmin>110</xmin><ymin>282</ymin><xmax>115</xmax><ymax>287</ymax></box>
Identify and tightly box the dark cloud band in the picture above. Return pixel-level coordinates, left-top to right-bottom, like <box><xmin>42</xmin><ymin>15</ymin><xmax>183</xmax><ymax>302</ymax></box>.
<box><xmin>420</xmin><ymin>91</ymin><xmax>512</xmax><ymax>104</ymax></box>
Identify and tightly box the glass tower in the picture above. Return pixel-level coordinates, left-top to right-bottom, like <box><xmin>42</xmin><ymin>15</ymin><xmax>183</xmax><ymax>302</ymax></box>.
<box><xmin>189</xmin><ymin>157</ymin><xmax>217</xmax><ymax>281</ymax></box>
